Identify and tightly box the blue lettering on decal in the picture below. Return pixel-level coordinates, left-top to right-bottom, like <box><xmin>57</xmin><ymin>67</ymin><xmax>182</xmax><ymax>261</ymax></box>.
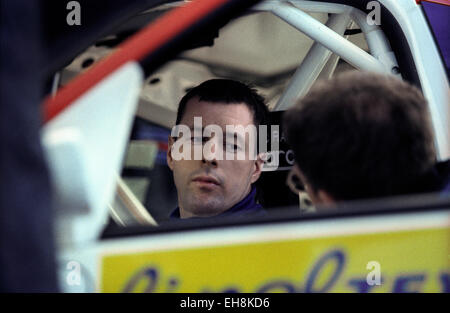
<box><xmin>166</xmin><ymin>277</ymin><xmax>180</xmax><ymax>293</ymax></box>
<box><xmin>121</xmin><ymin>251</ymin><xmax>447</xmax><ymax>293</ymax></box>
<box><xmin>122</xmin><ymin>267</ymin><xmax>159</xmax><ymax>292</ymax></box>
<box><xmin>143</xmin><ymin>268</ymin><xmax>159</xmax><ymax>292</ymax></box>
<box><xmin>393</xmin><ymin>274</ymin><xmax>426</xmax><ymax>293</ymax></box>
<box><xmin>256</xmin><ymin>281</ymin><xmax>296</xmax><ymax>293</ymax></box>
<box><xmin>304</xmin><ymin>249</ymin><xmax>346</xmax><ymax>293</ymax></box>
<box><xmin>221</xmin><ymin>288</ymin><xmax>241</xmax><ymax>293</ymax></box>
<box><xmin>439</xmin><ymin>273</ymin><xmax>450</xmax><ymax>293</ymax></box>
<box><xmin>347</xmin><ymin>277</ymin><xmax>383</xmax><ymax>293</ymax></box>
<box><xmin>122</xmin><ymin>267</ymin><xmax>182</xmax><ymax>293</ymax></box>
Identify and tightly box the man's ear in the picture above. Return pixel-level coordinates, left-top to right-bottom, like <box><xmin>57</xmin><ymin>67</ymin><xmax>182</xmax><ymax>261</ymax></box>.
<box><xmin>315</xmin><ymin>189</ymin><xmax>335</xmax><ymax>205</ymax></box>
<box><xmin>167</xmin><ymin>136</ymin><xmax>175</xmax><ymax>171</ymax></box>
<box><xmin>250</xmin><ymin>153</ymin><xmax>265</xmax><ymax>183</ymax></box>
<box><xmin>295</xmin><ymin>165</ymin><xmax>335</xmax><ymax>206</ymax></box>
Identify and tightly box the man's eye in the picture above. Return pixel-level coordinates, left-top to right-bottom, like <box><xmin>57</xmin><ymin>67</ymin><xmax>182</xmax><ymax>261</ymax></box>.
<box><xmin>190</xmin><ymin>136</ymin><xmax>211</xmax><ymax>144</ymax></box>
<box><xmin>225</xmin><ymin>143</ymin><xmax>242</xmax><ymax>152</ymax></box>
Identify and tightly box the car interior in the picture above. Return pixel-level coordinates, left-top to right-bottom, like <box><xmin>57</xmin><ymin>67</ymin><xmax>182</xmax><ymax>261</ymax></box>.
<box><xmin>42</xmin><ymin>0</ymin><xmax>449</xmax><ymax>235</ymax></box>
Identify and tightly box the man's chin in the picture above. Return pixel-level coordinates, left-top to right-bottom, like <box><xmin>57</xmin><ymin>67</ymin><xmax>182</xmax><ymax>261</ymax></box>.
<box><xmin>185</xmin><ymin>197</ymin><xmax>227</xmax><ymax>217</ymax></box>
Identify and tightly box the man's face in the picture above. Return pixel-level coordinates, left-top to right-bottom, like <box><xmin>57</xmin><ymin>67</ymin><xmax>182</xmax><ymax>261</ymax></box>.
<box><xmin>167</xmin><ymin>97</ymin><xmax>263</xmax><ymax>218</ymax></box>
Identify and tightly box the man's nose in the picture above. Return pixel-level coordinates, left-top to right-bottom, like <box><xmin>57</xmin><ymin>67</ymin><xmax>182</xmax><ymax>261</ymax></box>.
<box><xmin>202</xmin><ymin>138</ymin><xmax>220</xmax><ymax>166</ymax></box>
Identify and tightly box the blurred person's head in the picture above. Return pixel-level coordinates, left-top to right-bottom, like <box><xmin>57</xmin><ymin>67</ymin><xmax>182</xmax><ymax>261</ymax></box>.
<box><xmin>284</xmin><ymin>71</ymin><xmax>436</xmax><ymax>206</ymax></box>
<box><xmin>167</xmin><ymin>79</ymin><xmax>269</xmax><ymax>218</ymax></box>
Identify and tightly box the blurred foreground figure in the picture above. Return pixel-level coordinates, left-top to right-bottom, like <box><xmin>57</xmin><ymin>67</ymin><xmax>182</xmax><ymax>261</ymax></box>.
<box><xmin>0</xmin><ymin>0</ymin><xmax>58</xmax><ymax>291</ymax></box>
<box><xmin>284</xmin><ymin>71</ymin><xmax>450</xmax><ymax>207</ymax></box>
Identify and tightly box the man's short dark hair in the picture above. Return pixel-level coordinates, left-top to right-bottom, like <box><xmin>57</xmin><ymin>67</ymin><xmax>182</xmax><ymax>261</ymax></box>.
<box><xmin>284</xmin><ymin>71</ymin><xmax>437</xmax><ymax>200</ymax></box>
<box><xmin>176</xmin><ymin>79</ymin><xmax>269</xmax><ymax>128</ymax></box>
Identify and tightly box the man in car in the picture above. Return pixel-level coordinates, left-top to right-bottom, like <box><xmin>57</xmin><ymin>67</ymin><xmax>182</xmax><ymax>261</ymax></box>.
<box><xmin>283</xmin><ymin>71</ymin><xmax>450</xmax><ymax>207</ymax></box>
<box><xmin>167</xmin><ymin>79</ymin><xmax>269</xmax><ymax>219</ymax></box>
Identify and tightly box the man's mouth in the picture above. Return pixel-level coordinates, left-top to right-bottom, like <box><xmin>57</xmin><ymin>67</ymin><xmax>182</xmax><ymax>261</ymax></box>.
<box><xmin>192</xmin><ymin>175</ymin><xmax>221</xmax><ymax>187</ymax></box>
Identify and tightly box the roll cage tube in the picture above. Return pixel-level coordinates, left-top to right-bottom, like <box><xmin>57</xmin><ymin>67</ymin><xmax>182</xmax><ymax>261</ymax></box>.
<box><xmin>43</xmin><ymin>0</ymin><xmax>261</xmax><ymax>123</ymax></box>
<box><xmin>43</xmin><ymin>0</ymin><xmax>394</xmax><ymax>122</ymax></box>
<box><xmin>43</xmin><ymin>0</ymin><xmax>449</xmax><ymax>159</ymax></box>
<box><xmin>257</xmin><ymin>0</ymin><xmax>448</xmax><ymax>160</ymax></box>
<box><xmin>273</xmin><ymin>13</ymin><xmax>354</xmax><ymax>109</ymax></box>
<box><xmin>307</xmin><ymin>0</ymin><xmax>449</xmax><ymax>160</ymax></box>
<box><xmin>252</xmin><ymin>1</ymin><xmax>399</xmax><ymax>109</ymax></box>
<box><xmin>377</xmin><ymin>0</ymin><xmax>449</xmax><ymax>160</ymax></box>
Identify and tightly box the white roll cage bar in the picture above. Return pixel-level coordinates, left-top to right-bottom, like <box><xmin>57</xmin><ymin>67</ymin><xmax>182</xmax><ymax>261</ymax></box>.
<box><xmin>129</xmin><ymin>0</ymin><xmax>450</xmax><ymax>159</ymax></box>
<box><xmin>250</xmin><ymin>0</ymin><xmax>449</xmax><ymax>160</ymax></box>
<box><xmin>252</xmin><ymin>0</ymin><xmax>400</xmax><ymax>109</ymax></box>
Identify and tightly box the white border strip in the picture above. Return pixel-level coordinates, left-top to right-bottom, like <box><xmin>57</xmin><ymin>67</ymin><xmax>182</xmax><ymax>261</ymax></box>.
<box><xmin>98</xmin><ymin>210</ymin><xmax>450</xmax><ymax>256</ymax></box>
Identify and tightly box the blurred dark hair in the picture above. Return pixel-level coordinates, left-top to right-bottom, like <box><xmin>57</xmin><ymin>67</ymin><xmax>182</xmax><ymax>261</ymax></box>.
<box><xmin>283</xmin><ymin>71</ymin><xmax>436</xmax><ymax>200</ymax></box>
